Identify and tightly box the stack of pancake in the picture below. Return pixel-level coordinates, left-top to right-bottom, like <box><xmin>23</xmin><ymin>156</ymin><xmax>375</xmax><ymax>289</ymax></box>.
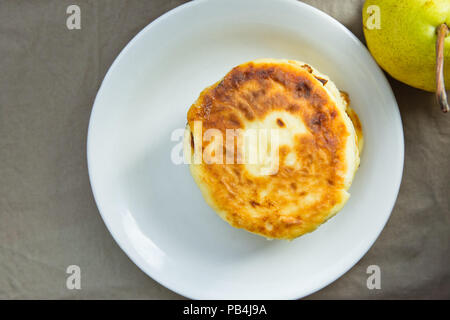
<box><xmin>185</xmin><ymin>59</ymin><xmax>363</xmax><ymax>240</ymax></box>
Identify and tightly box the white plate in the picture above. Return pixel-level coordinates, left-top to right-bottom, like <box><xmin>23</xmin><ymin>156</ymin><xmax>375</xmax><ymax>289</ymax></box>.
<box><xmin>87</xmin><ymin>0</ymin><xmax>404</xmax><ymax>299</ymax></box>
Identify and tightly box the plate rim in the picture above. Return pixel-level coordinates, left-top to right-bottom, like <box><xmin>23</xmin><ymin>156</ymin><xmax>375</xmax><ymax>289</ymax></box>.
<box><xmin>87</xmin><ymin>0</ymin><xmax>404</xmax><ymax>299</ymax></box>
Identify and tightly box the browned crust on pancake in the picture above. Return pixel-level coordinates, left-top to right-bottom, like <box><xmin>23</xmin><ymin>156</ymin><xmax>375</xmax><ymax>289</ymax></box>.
<box><xmin>187</xmin><ymin>61</ymin><xmax>355</xmax><ymax>239</ymax></box>
<box><xmin>341</xmin><ymin>90</ymin><xmax>363</xmax><ymax>152</ymax></box>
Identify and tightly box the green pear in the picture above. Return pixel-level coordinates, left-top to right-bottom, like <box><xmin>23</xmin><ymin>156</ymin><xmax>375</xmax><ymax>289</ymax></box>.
<box><xmin>362</xmin><ymin>0</ymin><xmax>449</xmax><ymax>94</ymax></box>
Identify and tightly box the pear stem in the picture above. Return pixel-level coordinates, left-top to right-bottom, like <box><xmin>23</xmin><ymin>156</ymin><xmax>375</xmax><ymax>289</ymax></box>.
<box><xmin>436</xmin><ymin>23</ymin><xmax>449</xmax><ymax>113</ymax></box>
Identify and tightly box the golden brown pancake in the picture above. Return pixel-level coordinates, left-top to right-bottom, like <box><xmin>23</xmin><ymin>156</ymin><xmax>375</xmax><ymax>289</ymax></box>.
<box><xmin>185</xmin><ymin>59</ymin><xmax>362</xmax><ymax>240</ymax></box>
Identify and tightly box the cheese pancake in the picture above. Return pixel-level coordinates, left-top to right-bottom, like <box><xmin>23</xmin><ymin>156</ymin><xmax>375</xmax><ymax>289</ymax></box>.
<box><xmin>185</xmin><ymin>59</ymin><xmax>362</xmax><ymax>240</ymax></box>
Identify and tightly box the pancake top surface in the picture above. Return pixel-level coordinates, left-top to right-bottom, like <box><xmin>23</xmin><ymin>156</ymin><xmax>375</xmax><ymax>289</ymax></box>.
<box><xmin>186</xmin><ymin>59</ymin><xmax>360</xmax><ymax>240</ymax></box>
